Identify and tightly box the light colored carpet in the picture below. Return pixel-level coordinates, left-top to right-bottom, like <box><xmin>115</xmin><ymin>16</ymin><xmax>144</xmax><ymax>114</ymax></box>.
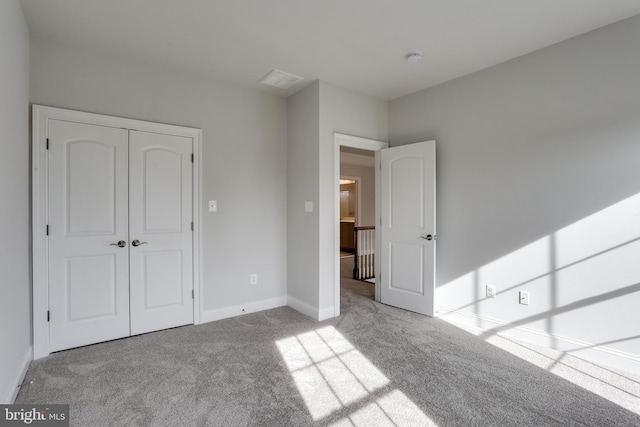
<box><xmin>15</xmin><ymin>258</ymin><xmax>640</xmax><ymax>426</ymax></box>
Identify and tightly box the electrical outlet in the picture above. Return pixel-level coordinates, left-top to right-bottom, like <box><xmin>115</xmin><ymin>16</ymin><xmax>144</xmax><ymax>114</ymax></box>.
<box><xmin>486</xmin><ymin>285</ymin><xmax>497</xmax><ymax>298</ymax></box>
<box><xmin>208</xmin><ymin>200</ymin><xmax>217</xmax><ymax>212</ymax></box>
<box><xmin>250</xmin><ymin>273</ymin><xmax>258</xmax><ymax>285</ymax></box>
<box><xmin>519</xmin><ymin>291</ymin><xmax>530</xmax><ymax>305</ymax></box>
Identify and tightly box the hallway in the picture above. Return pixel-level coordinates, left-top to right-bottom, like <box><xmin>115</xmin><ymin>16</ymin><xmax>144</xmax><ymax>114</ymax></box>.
<box><xmin>340</xmin><ymin>255</ymin><xmax>375</xmax><ymax>309</ymax></box>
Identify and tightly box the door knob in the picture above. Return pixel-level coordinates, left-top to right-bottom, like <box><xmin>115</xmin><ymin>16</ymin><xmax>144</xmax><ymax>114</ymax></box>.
<box><xmin>109</xmin><ymin>240</ymin><xmax>126</xmax><ymax>248</ymax></box>
<box><xmin>420</xmin><ymin>234</ymin><xmax>434</xmax><ymax>241</ymax></box>
<box><xmin>131</xmin><ymin>239</ymin><xmax>148</xmax><ymax>247</ymax></box>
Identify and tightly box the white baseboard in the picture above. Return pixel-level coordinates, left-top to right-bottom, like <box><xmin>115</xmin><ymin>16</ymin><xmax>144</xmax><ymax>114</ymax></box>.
<box><xmin>286</xmin><ymin>296</ymin><xmax>320</xmax><ymax>320</ymax></box>
<box><xmin>200</xmin><ymin>296</ymin><xmax>286</xmax><ymax>324</ymax></box>
<box><xmin>285</xmin><ymin>297</ymin><xmax>336</xmax><ymax>321</ymax></box>
<box><xmin>3</xmin><ymin>346</ymin><xmax>32</xmax><ymax>404</ymax></box>
<box><xmin>436</xmin><ymin>305</ymin><xmax>640</xmax><ymax>374</ymax></box>
<box><xmin>318</xmin><ymin>306</ymin><xmax>336</xmax><ymax>321</ymax></box>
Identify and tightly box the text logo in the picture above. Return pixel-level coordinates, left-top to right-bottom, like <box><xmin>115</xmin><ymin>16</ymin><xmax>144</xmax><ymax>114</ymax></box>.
<box><xmin>0</xmin><ymin>405</ymin><xmax>69</xmax><ymax>427</ymax></box>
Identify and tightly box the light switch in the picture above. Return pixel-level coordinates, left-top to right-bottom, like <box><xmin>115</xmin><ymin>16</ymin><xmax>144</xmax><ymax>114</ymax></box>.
<box><xmin>208</xmin><ymin>200</ymin><xmax>217</xmax><ymax>212</ymax></box>
<box><xmin>304</xmin><ymin>201</ymin><xmax>313</xmax><ymax>213</ymax></box>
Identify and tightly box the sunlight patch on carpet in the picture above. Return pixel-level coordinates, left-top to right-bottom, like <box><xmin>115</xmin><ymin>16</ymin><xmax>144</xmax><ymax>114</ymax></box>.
<box><xmin>276</xmin><ymin>326</ymin><xmax>437</xmax><ymax>425</ymax></box>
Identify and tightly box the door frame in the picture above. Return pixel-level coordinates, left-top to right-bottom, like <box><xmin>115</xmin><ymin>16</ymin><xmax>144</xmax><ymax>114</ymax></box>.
<box><xmin>333</xmin><ymin>133</ymin><xmax>388</xmax><ymax>316</ymax></box>
<box><xmin>32</xmin><ymin>105</ymin><xmax>203</xmax><ymax>359</ymax></box>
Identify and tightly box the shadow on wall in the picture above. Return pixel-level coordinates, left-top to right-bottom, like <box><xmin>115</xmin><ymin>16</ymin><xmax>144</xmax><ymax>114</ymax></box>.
<box><xmin>438</xmin><ymin>191</ymin><xmax>640</xmax><ymax>362</ymax></box>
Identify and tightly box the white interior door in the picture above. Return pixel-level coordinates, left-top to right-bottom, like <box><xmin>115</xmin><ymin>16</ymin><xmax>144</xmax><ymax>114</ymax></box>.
<box><xmin>128</xmin><ymin>130</ymin><xmax>194</xmax><ymax>335</ymax></box>
<box><xmin>48</xmin><ymin>120</ymin><xmax>130</xmax><ymax>352</ymax></box>
<box><xmin>379</xmin><ymin>141</ymin><xmax>436</xmax><ymax>316</ymax></box>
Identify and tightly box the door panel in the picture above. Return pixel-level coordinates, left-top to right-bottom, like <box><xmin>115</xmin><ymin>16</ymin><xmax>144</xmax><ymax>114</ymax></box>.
<box><xmin>380</xmin><ymin>141</ymin><xmax>436</xmax><ymax>316</ymax></box>
<box><xmin>390</xmin><ymin>157</ymin><xmax>424</xmax><ymax>228</ymax></box>
<box><xmin>67</xmin><ymin>141</ymin><xmax>118</xmax><ymax>234</ymax></box>
<box><xmin>66</xmin><ymin>254</ymin><xmax>118</xmax><ymax>320</ymax></box>
<box><xmin>128</xmin><ymin>130</ymin><xmax>194</xmax><ymax>335</ymax></box>
<box><xmin>48</xmin><ymin>120</ymin><xmax>130</xmax><ymax>352</ymax></box>
<box><xmin>389</xmin><ymin>243</ymin><xmax>424</xmax><ymax>294</ymax></box>
<box><xmin>142</xmin><ymin>251</ymin><xmax>183</xmax><ymax>309</ymax></box>
<box><xmin>142</xmin><ymin>148</ymin><xmax>183</xmax><ymax>232</ymax></box>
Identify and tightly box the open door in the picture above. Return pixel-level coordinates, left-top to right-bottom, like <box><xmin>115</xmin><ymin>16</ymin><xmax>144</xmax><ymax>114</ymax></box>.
<box><xmin>378</xmin><ymin>141</ymin><xmax>436</xmax><ymax>316</ymax></box>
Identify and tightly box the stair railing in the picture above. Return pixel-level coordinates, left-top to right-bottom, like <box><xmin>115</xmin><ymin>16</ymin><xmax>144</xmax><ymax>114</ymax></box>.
<box><xmin>353</xmin><ymin>226</ymin><xmax>375</xmax><ymax>281</ymax></box>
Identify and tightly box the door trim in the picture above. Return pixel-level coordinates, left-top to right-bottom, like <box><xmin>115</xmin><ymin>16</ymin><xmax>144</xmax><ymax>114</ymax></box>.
<box><xmin>32</xmin><ymin>105</ymin><xmax>203</xmax><ymax>359</ymax></box>
<box><xmin>333</xmin><ymin>133</ymin><xmax>388</xmax><ymax>317</ymax></box>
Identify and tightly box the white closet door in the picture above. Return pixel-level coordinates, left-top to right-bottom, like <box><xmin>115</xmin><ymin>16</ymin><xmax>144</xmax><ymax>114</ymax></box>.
<box><xmin>48</xmin><ymin>120</ymin><xmax>130</xmax><ymax>352</ymax></box>
<box><xmin>128</xmin><ymin>130</ymin><xmax>194</xmax><ymax>335</ymax></box>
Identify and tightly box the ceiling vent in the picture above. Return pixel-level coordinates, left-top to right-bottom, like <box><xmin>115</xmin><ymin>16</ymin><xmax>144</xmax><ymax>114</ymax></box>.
<box><xmin>406</xmin><ymin>52</ymin><xmax>422</xmax><ymax>63</ymax></box>
<box><xmin>260</xmin><ymin>69</ymin><xmax>304</xmax><ymax>89</ymax></box>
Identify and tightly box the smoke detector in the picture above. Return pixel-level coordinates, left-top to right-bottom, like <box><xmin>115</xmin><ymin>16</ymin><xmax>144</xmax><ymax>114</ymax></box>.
<box><xmin>260</xmin><ymin>69</ymin><xmax>304</xmax><ymax>89</ymax></box>
<box><xmin>406</xmin><ymin>52</ymin><xmax>422</xmax><ymax>63</ymax></box>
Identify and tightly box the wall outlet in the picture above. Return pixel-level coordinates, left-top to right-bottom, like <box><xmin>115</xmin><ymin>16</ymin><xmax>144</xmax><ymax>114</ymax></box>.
<box><xmin>486</xmin><ymin>285</ymin><xmax>497</xmax><ymax>298</ymax></box>
<box><xmin>208</xmin><ymin>200</ymin><xmax>217</xmax><ymax>212</ymax></box>
<box><xmin>519</xmin><ymin>291</ymin><xmax>530</xmax><ymax>305</ymax></box>
<box><xmin>250</xmin><ymin>273</ymin><xmax>258</xmax><ymax>285</ymax></box>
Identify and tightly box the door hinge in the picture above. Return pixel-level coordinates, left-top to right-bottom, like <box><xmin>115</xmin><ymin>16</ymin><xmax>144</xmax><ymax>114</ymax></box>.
<box><xmin>192</xmin><ymin>290</ymin><xmax>194</xmax><ymax>299</ymax></box>
<box><xmin>191</xmin><ymin>221</ymin><xmax>194</xmax><ymax>231</ymax></box>
<box><xmin>46</xmin><ymin>224</ymin><xmax>49</xmax><ymax>236</ymax></box>
<box><xmin>191</xmin><ymin>153</ymin><xmax>194</xmax><ymax>163</ymax></box>
<box><xmin>46</xmin><ymin>138</ymin><xmax>49</xmax><ymax>150</ymax></box>
<box><xmin>47</xmin><ymin>310</ymin><xmax>50</xmax><ymax>322</ymax></box>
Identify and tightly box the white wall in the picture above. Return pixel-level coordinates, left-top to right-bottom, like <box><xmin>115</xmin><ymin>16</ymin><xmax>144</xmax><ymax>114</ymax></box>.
<box><xmin>389</xmin><ymin>16</ymin><xmax>640</xmax><ymax>371</ymax></box>
<box><xmin>318</xmin><ymin>81</ymin><xmax>388</xmax><ymax>316</ymax></box>
<box><xmin>286</xmin><ymin>82</ymin><xmax>320</xmax><ymax>315</ymax></box>
<box><xmin>30</xmin><ymin>39</ymin><xmax>288</xmax><ymax>321</ymax></box>
<box><xmin>0</xmin><ymin>0</ymin><xmax>31</xmax><ymax>403</ymax></box>
<box><xmin>287</xmin><ymin>81</ymin><xmax>387</xmax><ymax>319</ymax></box>
<box><xmin>340</xmin><ymin>163</ymin><xmax>375</xmax><ymax>227</ymax></box>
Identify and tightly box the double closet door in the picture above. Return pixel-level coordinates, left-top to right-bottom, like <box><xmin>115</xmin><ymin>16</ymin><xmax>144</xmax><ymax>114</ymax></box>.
<box><xmin>48</xmin><ymin>119</ymin><xmax>194</xmax><ymax>352</ymax></box>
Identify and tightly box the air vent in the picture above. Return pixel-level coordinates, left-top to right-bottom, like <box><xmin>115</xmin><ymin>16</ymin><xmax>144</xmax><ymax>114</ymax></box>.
<box><xmin>260</xmin><ymin>69</ymin><xmax>304</xmax><ymax>89</ymax></box>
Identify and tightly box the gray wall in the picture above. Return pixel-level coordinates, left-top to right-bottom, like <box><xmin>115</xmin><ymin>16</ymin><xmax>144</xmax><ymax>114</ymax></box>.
<box><xmin>340</xmin><ymin>163</ymin><xmax>375</xmax><ymax>227</ymax></box>
<box><xmin>286</xmin><ymin>82</ymin><xmax>320</xmax><ymax>312</ymax></box>
<box><xmin>0</xmin><ymin>0</ymin><xmax>31</xmax><ymax>403</ymax></box>
<box><xmin>318</xmin><ymin>81</ymin><xmax>388</xmax><ymax>314</ymax></box>
<box><xmin>287</xmin><ymin>81</ymin><xmax>387</xmax><ymax>319</ymax></box>
<box><xmin>30</xmin><ymin>39</ymin><xmax>288</xmax><ymax>318</ymax></box>
<box><xmin>389</xmin><ymin>16</ymin><xmax>640</xmax><ymax>369</ymax></box>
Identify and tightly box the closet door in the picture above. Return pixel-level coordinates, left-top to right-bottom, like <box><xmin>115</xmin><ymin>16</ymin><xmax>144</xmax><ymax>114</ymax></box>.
<box><xmin>48</xmin><ymin>120</ymin><xmax>130</xmax><ymax>352</ymax></box>
<box><xmin>128</xmin><ymin>130</ymin><xmax>194</xmax><ymax>335</ymax></box>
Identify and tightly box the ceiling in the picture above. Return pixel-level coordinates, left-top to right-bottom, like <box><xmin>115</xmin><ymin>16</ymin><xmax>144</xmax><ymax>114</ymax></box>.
<box><xmin>19</xmin><ymin>0</ymin><xmax>640</xmax><ymax>100</ymax></box>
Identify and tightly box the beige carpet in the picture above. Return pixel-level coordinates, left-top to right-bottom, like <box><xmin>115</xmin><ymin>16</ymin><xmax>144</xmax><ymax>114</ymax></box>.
<box><xmin>15</xmin><ymin>258</ymin><xmax>640</xmax><ymax>426</ymax></box>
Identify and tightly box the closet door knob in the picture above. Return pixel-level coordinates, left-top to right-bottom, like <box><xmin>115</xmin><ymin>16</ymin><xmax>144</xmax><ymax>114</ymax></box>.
<box><xmin>109</xmin><ymin>240</ymin><xmax>127</xmax><ymax>248</ymax></box>
<box><xmin>131</xmin><ymin>239</ymin><xmax>148</xmax><ymax>247</ymax></box>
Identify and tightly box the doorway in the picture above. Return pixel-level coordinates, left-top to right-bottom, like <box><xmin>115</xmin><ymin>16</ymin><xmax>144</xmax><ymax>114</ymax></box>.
<box><xmin>333</xmin><ymin>133</ymin><xmax>388</xmax><ymax>316</ymax></box>
<box><xmin>333</xmin><ymin>133</ymin><xmax>437</xmax><ymax>318</ymax></box>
